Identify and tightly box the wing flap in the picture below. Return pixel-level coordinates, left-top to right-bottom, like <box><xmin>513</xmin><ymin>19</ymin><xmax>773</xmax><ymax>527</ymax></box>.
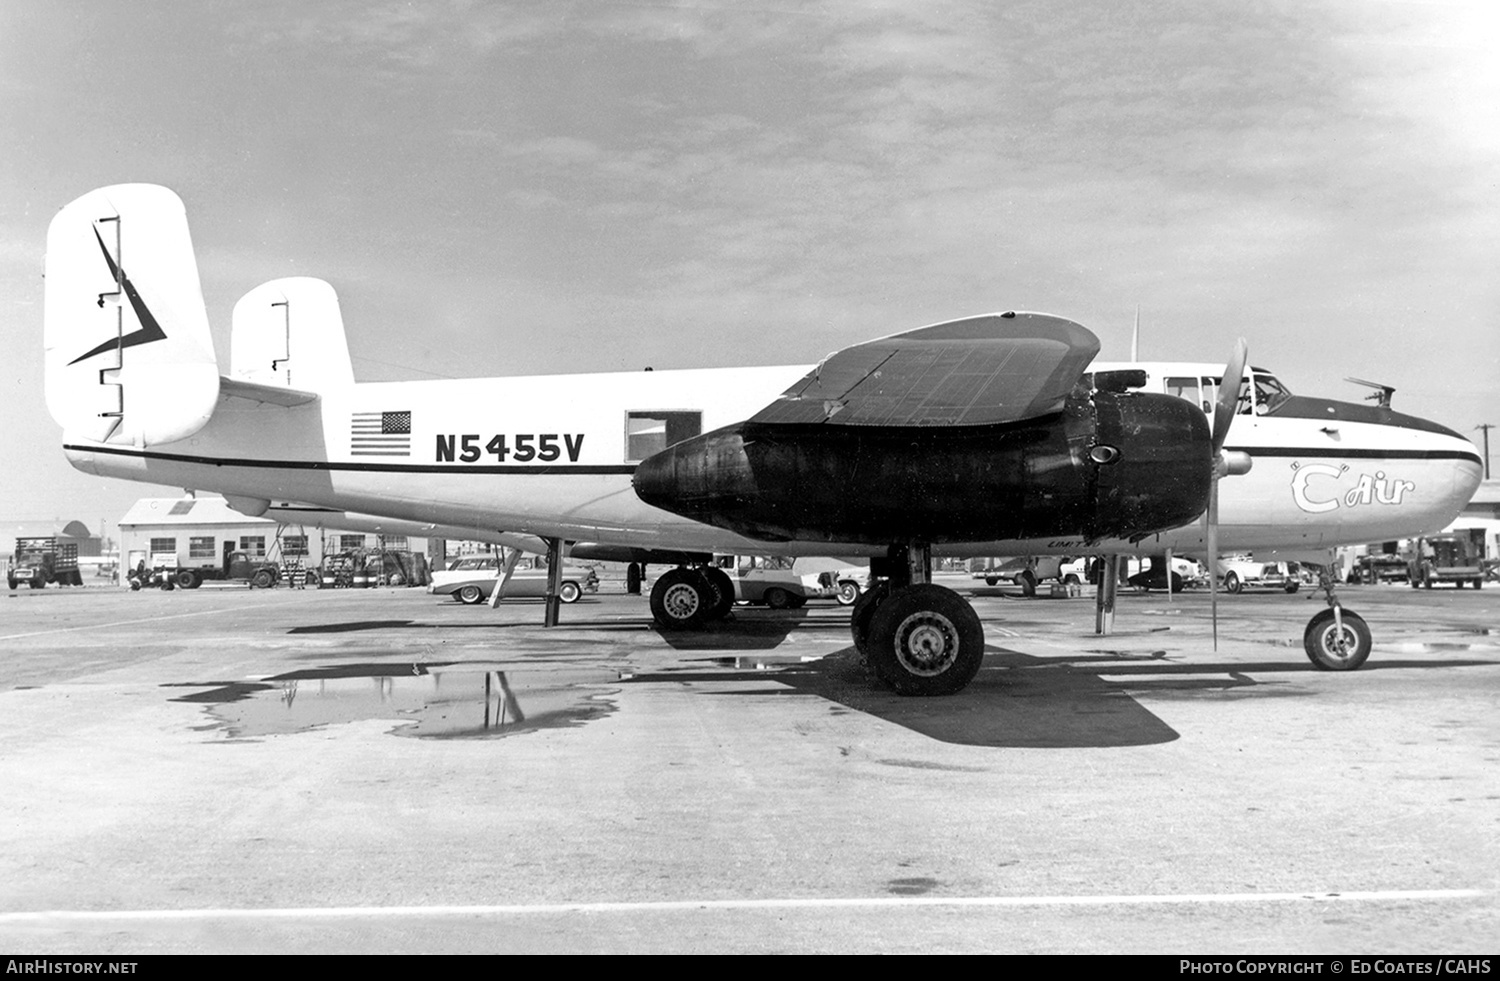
<box><xmin>750</xmin><ymin>312</ymin><xmax>1099</xmax><ymax>427</ymax></box>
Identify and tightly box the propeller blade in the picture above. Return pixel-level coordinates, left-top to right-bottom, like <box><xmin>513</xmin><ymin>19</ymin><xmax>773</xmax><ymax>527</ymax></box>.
<box><xmin>1206</xmin><ymin>473</ymin><xmax>1220</xmax><ymax>650</ymax></box>
<box><xmin>1212</xmin><ymin>338</ymin><xmax>1249</xmax><ymax>454</ymax></box>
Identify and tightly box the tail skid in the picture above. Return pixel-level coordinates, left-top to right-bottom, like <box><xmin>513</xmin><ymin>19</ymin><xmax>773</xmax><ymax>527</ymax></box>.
<box><xmin>44</xmin><ymin>185</ymin><xmax>220</xmax><ymax>446</ymax></box>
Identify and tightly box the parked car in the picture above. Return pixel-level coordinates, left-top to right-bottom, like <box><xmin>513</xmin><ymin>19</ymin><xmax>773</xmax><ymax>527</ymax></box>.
<box><xmin>1126</xmin><ymin>560</ymin><xmax>1208</xmax><ymax>591</ymax></box>
<box><xmin>1217</xmin><ymin>557</ymin><xmax>1308</xmax><ymax>593</ymax></box>
<box><xmin>788</xmin><ymin>557</ymin><xmax>869</xmax><ymax>606</ymax></box>
<box><xmin>972</xmin><ymin>556</ymin><xmax>1086</xmax><ymax>595</ymax></box>
<box><xmin>730</xmin><ymin>561</ymin><xmax>836</xmax><ymax>609</ymax></box>
<box><xmin>430</xmin><ymin>555</ymin><xmax>599</xmax><ymax>605</ymax></box>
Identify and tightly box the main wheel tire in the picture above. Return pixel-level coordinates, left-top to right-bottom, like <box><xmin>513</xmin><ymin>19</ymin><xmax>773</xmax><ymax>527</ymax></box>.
<box><xmin>1303</xmin><ymin>608</ymin><xmax>1372</xmax><ymax>671</ymax></box>
<box><xmin>763</xmin><ymin>587</ymin><xmax>792</xmax><ymax>610</ymax></box>
<box><xmin>1224</xmin><ymin>572</ymin><xmax>1242</xmax><ymax>594</ymax></box>
<box><xmin>836</xmin><ymin>580</ymin><xmax>862</xmax><ymax>606</ymax></box>
<box><xmin>850</xmin><ymin>581</ymin><xmax>892</xmax><ymax>656</ymax></box>
<box><xmin>700</xmin><ymin>567</ymin><xmax>736</xmax><ymax>621</ymax></box>
<box><xmin>559</xmin><ymin>581</ymin><xmax>582</xmax><ymax>604</ymax></box>
<box><xmin>250</xmin><ymin>569</ymin><xmax>275</xmax><ymax>589</ymax></box>
<box><xmin>866</xmin><ymin>584</ymin><xmax>985</xmax><ymax>696</ymax></box>
<box><xmin>1284</xmin><ymin>581</ymin><xmax>1300</xmax><ymax>593</ymax></box>
<box><xmin>1474</xmin><ymin>579</ymin><xmax>1484</xmax><ymax>590</ymax></box>
<box><xmin>7</xmin><ymin>578</ymin><xmax>16</xmax><ymax>590</ymax></box>
<box><xmin>1018</xmin><ymin>570</ymin><xmax>1037</xmax><ymax>598</ymax></box>
<box><xmin>984</xmin><ymin>577</ymin><xmax>999</xmax><ymax>587</ymax></box>
<box><xmin>650</xmin><ymin>568</ymin><xmax>709</xmax><ymax>630</ymax></box>
<box><xmin>1063</xmin><ymin>574</ymin><xmax>1080</xmax><ymax>587</ymax></box>
<box><xmin>304</xmin><ymin>570</ymin><xmax>321</xmax><ymax>588</ymax></box>
<box><xmin>457</xmin><ymin>584</ymin><xmax>486</xmax><ymax>605</ymax></box>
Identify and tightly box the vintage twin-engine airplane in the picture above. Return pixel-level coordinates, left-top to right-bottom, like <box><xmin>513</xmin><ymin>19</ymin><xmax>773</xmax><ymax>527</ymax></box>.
<box><xmin>43</xmin><ymin>185</ymin><xmax>1484</xmax><ymax>695</ymax></box>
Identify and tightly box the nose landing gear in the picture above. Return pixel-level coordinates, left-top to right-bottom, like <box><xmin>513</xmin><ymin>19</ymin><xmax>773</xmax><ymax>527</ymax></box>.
<box><xmin>1304</xmin><ymin>567</ymin><xmax>1371</xmax><ymax>670</ymax></box>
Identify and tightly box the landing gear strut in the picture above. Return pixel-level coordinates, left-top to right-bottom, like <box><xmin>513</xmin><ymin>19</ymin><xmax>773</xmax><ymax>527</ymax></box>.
<box><xmin>1303</xmin><ymin>566</ymin><xmax>1371</xmax><ymax>670</ymax></box>
<box><xmin>851</xmin><ymin>544</ymin><xmax>985</xmax><ymax>696</ymax></box>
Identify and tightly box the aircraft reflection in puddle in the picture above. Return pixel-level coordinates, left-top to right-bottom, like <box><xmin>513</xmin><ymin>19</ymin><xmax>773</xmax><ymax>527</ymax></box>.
<box><xmin>170</xmin><ymin>663</ymin><xmax>620</xmax><ymax>740</ymax></box>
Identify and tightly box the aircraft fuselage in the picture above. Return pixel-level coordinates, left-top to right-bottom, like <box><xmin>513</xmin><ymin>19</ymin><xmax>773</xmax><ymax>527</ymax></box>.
<box><xmin>60</xmin><ymin>359</ymin><xmax>1483</xmax><ymax>560</ymax></box>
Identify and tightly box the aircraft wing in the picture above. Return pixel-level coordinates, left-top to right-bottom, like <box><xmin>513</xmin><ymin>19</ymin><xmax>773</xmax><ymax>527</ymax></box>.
<box><xmin>749</xmin><ymin>312</ymin><xmax>1099</xmax><ymax>427</ymax></box>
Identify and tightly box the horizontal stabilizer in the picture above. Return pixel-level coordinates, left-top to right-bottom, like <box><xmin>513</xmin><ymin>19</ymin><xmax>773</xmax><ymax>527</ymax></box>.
<box><xmin>44</xmin><ymin>185</ymin><xmax>220</xmax><ymax>446</ymax></box>
<box><xmin>219</xmin><ymin>376</ymin><xmax>320</xmax><ymax>408</ymax></box>
<box><xmin>230</xmin><ymin>277</ymin><xmax>355</xmax><ymax>391</ymax></box>
<box><xmin>750</xmin><ymin>312</ymin><xmax>1099</xmax><ymax>427</ymax></box>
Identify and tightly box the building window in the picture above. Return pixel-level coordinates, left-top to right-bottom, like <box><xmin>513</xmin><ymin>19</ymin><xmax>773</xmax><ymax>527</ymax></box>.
<box><xmin>338</xmin><ymin>534</ymin><xmax>366</xmax><ymax>551</ymax></box>
<box><xmin>625</xmin><ymin>411</ymin><xmax>701</xmax><ymax>463</ymax></box>
<box><xmin>188</xmin><ymin>536</ymin><xmax>216</xmax><ymax>559</ymax></box>
<box><xmin>379</xmin><ymin>535</ymin><xmax>408</xmax><ymax>551</ymax></box>
<box><xmin>240</xmin><ymin>536</ymin><xmax>266</xmax><ymax>557</ymax></box>
<box><xmin>148</xmin><ymin>537</ymin><xmax>177</xmax><ymax>556</ymax></box>
<box><xmin>281</xmin><ymin>535</ymin><xmax>308</xmax><ymax>557</ymax></box>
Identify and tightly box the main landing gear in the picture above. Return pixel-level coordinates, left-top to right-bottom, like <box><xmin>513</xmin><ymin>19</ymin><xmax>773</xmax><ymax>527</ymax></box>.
<box><xmin>648</xmin><ymin>566</ymin><xmax>735</xmax><ymax>629</ymax></box>
<box><xmin>1303</xmin><ymin>566</ymin><xmax>1371</xmax><ymax>671</ymax></box>
<box><xmin>850</xmin><ymin>544</ymin><xmax>985</xmax><ymax>696</ymax></box>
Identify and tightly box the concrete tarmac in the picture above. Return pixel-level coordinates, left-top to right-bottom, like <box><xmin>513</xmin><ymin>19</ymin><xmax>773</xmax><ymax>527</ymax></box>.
<box><xmin>1</xmin><ymin>577</ymin><xmax>1497</xmax><ymax>953</ymax></box>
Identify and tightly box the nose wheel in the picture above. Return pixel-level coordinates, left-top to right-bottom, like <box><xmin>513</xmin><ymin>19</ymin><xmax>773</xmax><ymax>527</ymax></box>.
<box><xmin>1303</xmin><ymin>567</ymin><xmax>1372</xmax><ymax>671</ymax></box>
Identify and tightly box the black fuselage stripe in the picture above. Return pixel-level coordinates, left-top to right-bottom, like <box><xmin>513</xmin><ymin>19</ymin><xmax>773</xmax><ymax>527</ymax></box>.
<box><xmin>64</xmin><ymin>443</ymin><xmax>637</xmax><ymax>475</ymax></box>
<box><xmin>1226</xmin><ymin>446</ymin><xmax>1483</xmax><ymax>465</ymax></box>
<box><xmin>64</xmin><ymin>443</ymin><xmax>1482</xmax><ymax>474</ymax></box>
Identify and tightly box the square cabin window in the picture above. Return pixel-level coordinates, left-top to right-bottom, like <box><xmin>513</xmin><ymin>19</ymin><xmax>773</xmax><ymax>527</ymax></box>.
<box><xmin>626</xmin><ymin>411</ymin><xmax>701</xmax><ymax>463</ymax></box>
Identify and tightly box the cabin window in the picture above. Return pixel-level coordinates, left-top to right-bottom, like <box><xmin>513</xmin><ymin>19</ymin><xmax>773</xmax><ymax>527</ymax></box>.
<box><xmin>1164</xmin><ymin>376</ymin><xmax>1205</xmax><ymax>412</ymax></box>
<box><xmin>625</xmin><ymin>411</ymin><xmax>702</xmax><ymax>463</ymax></box>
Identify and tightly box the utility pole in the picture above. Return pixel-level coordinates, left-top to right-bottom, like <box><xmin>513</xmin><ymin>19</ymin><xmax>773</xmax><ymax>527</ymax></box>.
<box><xmin>1477</xmin><ymin>424</ymin><xmax>1494</xmax><ymax>480</ymax></box>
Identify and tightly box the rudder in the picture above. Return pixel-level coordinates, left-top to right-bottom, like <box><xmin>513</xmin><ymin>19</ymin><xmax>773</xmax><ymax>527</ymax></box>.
<box><xmin>230</xmin><ymin>277</ymin><xmax>355</xmax><ymax>392</ymax></box>
<box><xmin>44</xmin><ymin>184</ymin><xmax>219</xmax><ymax>446</ymax></box>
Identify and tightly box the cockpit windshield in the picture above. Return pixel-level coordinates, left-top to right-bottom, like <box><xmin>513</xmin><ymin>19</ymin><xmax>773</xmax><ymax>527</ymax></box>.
<box><xmin>1252</xmin><ymin>373</ymin><xmax>1292</xmax><ymax>415</ymax></box>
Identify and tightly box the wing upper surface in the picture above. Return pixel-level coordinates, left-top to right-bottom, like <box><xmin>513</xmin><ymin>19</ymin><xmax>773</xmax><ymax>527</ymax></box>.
<box><xmin>749</xmin><ymin>312</ymin><xmax>1100</xmax><ymax>427</ymax></box>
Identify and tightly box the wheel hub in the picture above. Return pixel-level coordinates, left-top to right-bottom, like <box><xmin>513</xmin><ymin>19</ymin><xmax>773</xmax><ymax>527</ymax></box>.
<box><xmin>1321</xmin><ymin>624</ymin><xmax>1356</xmax><ymax>660</ymax></box>
<box><xmin>663</xmin><ymin>583</ymin><xmax>700</xmax><ymax>620</ymax></box>
<box><xmin>893</xmin><ymin>612</ymin><xmax>960</xmax><ymax>676</ymax></box>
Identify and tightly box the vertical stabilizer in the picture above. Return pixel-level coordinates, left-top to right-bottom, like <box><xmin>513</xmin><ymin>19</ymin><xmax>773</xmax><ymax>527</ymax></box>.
<box><xmin>230</xmin><ymin>277</ymin><xmax>355</xmax><ymax>391</ymax></box>
<box><xmin>44</xmin><ymin>185</ymin><xmax>220</xmax><ymax>446</ymax></box>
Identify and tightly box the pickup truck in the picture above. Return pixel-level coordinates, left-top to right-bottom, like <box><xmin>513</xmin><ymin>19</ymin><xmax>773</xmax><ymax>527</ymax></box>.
<box><xmin>1408</xmin><ymin>535</ymin><xmax>1485</xmax><ymax>589</ymax></box>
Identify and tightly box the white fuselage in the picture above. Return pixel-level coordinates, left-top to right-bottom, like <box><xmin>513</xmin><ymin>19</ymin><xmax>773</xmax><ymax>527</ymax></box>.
<box><xmin>62</xmin><ymin>360</ymin><xmax>1483</xmax><ymax>561</ymax></box>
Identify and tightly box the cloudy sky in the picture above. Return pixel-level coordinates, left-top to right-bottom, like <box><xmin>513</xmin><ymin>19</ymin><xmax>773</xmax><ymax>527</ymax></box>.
<box><xmin>2</xmin><ymin>0</ymin><xmax>1496</xmax><ymax>541</ymax></box>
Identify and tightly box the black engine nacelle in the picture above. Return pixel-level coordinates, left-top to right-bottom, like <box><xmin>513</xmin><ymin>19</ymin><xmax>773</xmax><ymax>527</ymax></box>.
<box><xmin>631</xmin><ymin>390</ymin><xmax>1212</xmax><ymax>546</ymax></box>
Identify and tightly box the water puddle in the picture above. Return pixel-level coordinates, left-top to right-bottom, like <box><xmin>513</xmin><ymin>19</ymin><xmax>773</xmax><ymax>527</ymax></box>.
<box><xmin>167</xmin><ymin>662</ymin><xmax>620</xmax><ymax>740</ymax></box>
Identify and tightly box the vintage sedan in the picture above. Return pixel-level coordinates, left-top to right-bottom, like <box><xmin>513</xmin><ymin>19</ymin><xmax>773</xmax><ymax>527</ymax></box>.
<box><xmin>429</xmin><ymin>555</ymin><xmax>599</xmax><ymax>605</ymax></box>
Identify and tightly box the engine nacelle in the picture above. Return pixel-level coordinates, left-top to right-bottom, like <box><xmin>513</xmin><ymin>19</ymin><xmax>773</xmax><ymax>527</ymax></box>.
<box><xmin>632</xmin><ymin>391</ymin><xmax>1213</xmax><ymax>545</ymax></box>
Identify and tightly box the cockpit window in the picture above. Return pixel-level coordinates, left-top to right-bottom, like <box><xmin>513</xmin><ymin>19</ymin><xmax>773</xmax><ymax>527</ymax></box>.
<box><xmin>1252</xmin><ymin>373</ymin><xmax>1292</xmax><ymax>415</ymax></box>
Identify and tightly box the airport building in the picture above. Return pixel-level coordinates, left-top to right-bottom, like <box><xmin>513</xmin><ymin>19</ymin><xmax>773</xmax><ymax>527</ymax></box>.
<box><xmin>117</xmin><ymin>496</ymin><xmax>432</xmax><ymax>587</ymax></box>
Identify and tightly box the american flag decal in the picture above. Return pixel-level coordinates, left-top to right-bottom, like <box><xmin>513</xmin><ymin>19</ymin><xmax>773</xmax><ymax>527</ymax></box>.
<box><xmin>351</xmin><ymin>410</ymin><xmax>412</xmax><ymax>456</ymax></box>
